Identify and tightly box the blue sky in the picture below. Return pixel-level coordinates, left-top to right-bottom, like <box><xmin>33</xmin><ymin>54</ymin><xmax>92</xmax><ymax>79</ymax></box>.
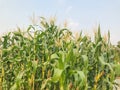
<box><xmin>0</xmin><ymin>0</ymin><xmax>120</xmax><ymax>44</ymax></box>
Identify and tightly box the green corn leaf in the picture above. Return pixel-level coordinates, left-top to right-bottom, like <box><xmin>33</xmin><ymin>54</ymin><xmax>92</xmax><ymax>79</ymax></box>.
<box><xmin>99</xmin><ymin>56</ymin><xmax>113</xmax><ymax>71</ymax></box>
<box><xmin>114</xmin><ymin>64</ymin><xmax>120</xmax><ymax>76</ymax></box>
<box><xmin>51</xmin><ymin>53</ymin><xmax>59</xmax><ymax>59</ymax></box>
<box><xmin>77</xmin><ymin>71</ymin><xmax>86</xmax><ymax>82</ymax></box>
<box><xmin>82</xmin><ymin>55</ymin><xmax>88</xmax><ymax>67</ymax></box>
<box><xmin>16</xmin><ymin>71</ymin><xmax>25</xmax><ymax>82</ymax></box>
<box><xmin>10</xmin><ymin>71</ymin><xmax>25</xmax><ymax>90</ymax></box>
<box><xmin>51</xmin><ymin>68</ymin><xmax>63</xmax><ymax>83</ymax></box>
<box><xmin>32</xmin><ymin>60</ymin><xmax>38</xmax><ymax>73</ymax></box>
<box><xmin>10</xmin><ymin>83</ymin><xmax>17</xmax><ymax>90</ymax></box>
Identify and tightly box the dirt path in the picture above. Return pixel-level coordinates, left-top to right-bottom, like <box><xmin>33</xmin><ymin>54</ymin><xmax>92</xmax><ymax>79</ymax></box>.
<box><xmin>113</xmin><ymin>79</ymin><xmax>120</xmax><ymax>90</ymax></box>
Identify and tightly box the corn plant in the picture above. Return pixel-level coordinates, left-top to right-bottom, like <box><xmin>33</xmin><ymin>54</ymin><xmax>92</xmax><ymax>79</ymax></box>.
<box><xmin>0</xmin><ymin>17</ymin><xmax>119</xmax><ymax>90</ymax></box>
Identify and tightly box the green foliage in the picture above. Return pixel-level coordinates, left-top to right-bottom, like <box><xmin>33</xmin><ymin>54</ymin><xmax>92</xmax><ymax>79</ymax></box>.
<box><xmin>0</xmin><ymin>17</ymin><xmax>119</xmax><ymax>90</ymax></box>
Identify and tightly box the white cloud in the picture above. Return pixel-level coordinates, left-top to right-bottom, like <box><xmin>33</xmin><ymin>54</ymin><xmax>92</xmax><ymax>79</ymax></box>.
<box><xmin>67</xmin><ymin>18</ymin><xmax>80</xmax><ymax>32</ymax></box>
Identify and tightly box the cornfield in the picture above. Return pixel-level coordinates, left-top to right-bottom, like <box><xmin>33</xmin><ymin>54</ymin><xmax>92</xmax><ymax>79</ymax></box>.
<box><xmin>0</xmin><ymin>17</ymin><xmax>120</xmax><ymax>90</ymax></box>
